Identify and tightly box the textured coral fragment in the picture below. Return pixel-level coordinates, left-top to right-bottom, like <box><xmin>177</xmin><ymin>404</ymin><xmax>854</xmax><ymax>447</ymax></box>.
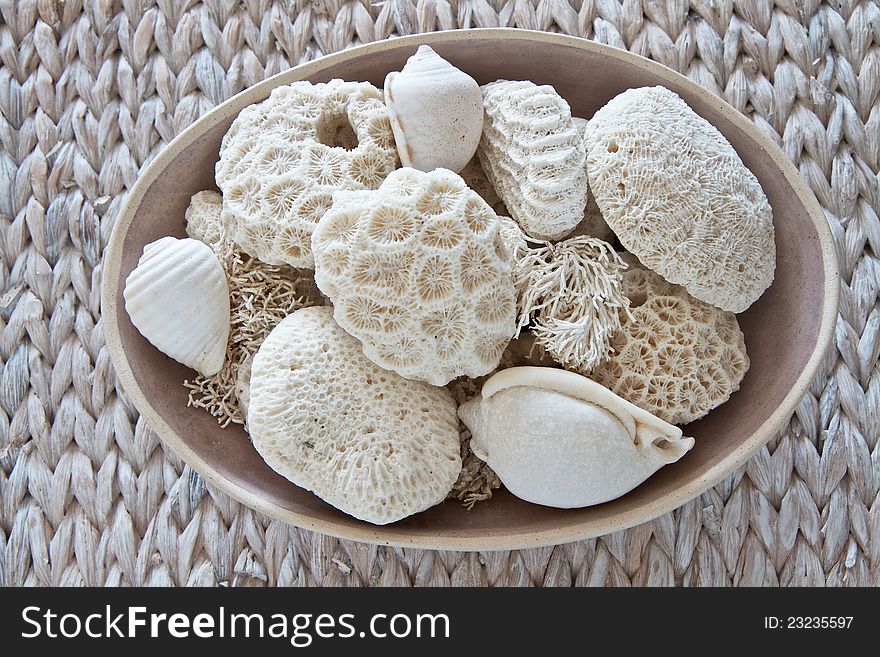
<box><xmin>585</xmin><ymin>86</ymin><xmax>775</xmax><ymax>312</ymax></box>
<box><xmin>585</xmin><ymin>257</ymin><xmax>749</xmax><ymax>425</ymax></box>
<box><xmin>216</xmin><ymin>79</ymin><xmax>399</xmax><ymax>269</ymax></box>
<box><xmin>478</xmin><ymin>80</ymin><xmax>588</xmax><ymax>241</ymax></box>
<box><xmin>312</xmin><ymin>168</ymin><xmax>517</xmax><ymax>386</ymax></box>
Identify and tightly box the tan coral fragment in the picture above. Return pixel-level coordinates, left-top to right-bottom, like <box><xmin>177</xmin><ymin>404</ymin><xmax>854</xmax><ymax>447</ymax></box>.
<box><xmin>584</xmin><ymin>257</ymin><xmax>749</xmax><ymax>425</ymax></box>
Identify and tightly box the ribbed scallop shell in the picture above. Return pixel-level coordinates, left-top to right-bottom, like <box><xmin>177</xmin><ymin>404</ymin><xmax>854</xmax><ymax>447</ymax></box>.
<box><xmin>124</xmin><ymin>237</ymin><xmax>230</xmax><ymax>376</ymax></box>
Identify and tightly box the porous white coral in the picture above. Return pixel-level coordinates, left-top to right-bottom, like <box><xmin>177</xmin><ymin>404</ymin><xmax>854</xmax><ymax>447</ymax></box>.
<box><xmin>478</xmin><ymin>80</ymin><xmax>588</xmax><ymax>240</ymax></box>
<box><xmin>185</xmin><ymin>190</ymin><xmax>225</xmax><ymax>248</ymax></box>
<box><xmin>216</xmin><ymin>79</ymin><xmax>399</xmax><ymax>269</ymax></box>
<box><xmin>248</xmin><ymin>306</ymin><xmax>461</xmax><ymax>525</ymax></box>
<box><xmin>514</xmin><ymin>236</ymin><xmax>631</xmax><ymax>371</ymax></box>
<box><xmin>584</xmin><ymin>257</ymin><xmax>750</xmax><ymax>424</ymax></box>
<box><xmin>585</xmin><ymin>86</ymin><xmax>775</xmax><ymax>312</ymax></box>
<box><xmin>311</xmin><ymin>167</ymin><xmax>517</xmax><ymax>386</ymax></box>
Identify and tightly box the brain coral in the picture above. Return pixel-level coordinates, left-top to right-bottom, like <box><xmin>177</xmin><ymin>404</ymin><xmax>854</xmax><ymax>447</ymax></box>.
<box><xmin>585</xmin><ymin>258</ymin><xmax>749</xmax><ymax>425</ymax></box>
<box><xmin>311</xmin><ymin>167</ymin><xmax>517</xmax><ymax>386</ymax></box>
<box><xmin>216</xmin><ymin>79</ymin><xmax>399</xmax><ymax>268</ymax></box>
<box><xmin>478</xmin><ymin>80</ymin><xmax>588</xmax><ymax>241</ymax></box>
<box><xmin>248</xmin><ymin>307</ymin><xmax>461</xmax><ymax>525</ymax></box>
<box><xmin>585</xmin><ymin>86</ymin><xmax>775</xmax><ymax>313</ymax></box>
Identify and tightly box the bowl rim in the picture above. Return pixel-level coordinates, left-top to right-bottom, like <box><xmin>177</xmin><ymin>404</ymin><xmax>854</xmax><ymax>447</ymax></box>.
<box><xmin>101</xmin><ymin>28</ymin><xmax>840</xmax><ymax>551</ymax></box>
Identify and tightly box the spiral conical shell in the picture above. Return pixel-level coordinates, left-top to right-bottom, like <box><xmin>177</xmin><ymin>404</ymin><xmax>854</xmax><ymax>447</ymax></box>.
<box><xmin>384</xmin><ymin>45</ymin><xmax>483</xmax><ymax>173</ymax></box>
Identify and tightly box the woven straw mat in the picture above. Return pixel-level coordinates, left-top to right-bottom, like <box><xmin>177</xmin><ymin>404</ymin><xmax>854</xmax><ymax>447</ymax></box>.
<box><xmin>0</xmin><ymin>0</ymin><xmax>878</xmax><ymax>587</ymax></box>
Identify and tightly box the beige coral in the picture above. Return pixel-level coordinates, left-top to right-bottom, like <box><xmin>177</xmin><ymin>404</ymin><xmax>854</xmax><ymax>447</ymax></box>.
<box><xmin>584</xmin><ymin>257</ymin><xmax>749</xmax><ymax>425</ymax></box>
<box><xmin>478</xmin><ymin>80</ymin><xmax>588</xmax><ymax>241</ymax></box>
<box><xmin>312</xmin><ymin>167</ymin><xmax>517</xmax><ymax>386</ymax></box>
<box><xmin>216</xmin><ymin>79</ymin><xmax>399</xmax><ymax>269</ymax></box>
<box><xmin>585</xmin><ymin>86</ymin><xmax>775</xmax><ymax>312</ymax></box>
<box><xmin>185</xmin><ymin>190</ymin><xmax>225</xmax><ymax>248</ymax></box>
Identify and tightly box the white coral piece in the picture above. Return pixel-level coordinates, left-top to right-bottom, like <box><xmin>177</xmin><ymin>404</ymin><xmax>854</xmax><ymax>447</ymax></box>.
<box><xmin>514</xmin><ymin>236</ymin><xmax>631</xmax><ymax>371</ymax></box>
<box><xmin>185</xmin><ymin>190</ymin><xmax>225</xmax><ymax>248</ymax></box>
<box><xmin>584</xmin><ymin>256</ymin><xmax>750</xmax><ymax>425</ymax></box>
<box><xmin>216</xmin><ymin>79</ymin><xmax>399</xmax><ymax>269</ymax></box>
<box><xmin>585</xmin><ymin>86</ymin><xmax>776</xmax><ymax>312</ymax></box>
<box><xmin>248</xmin><ymin>307</ymin><xmax>461</xmax><ymax>525</ymax></box>
<box><xmin>311</xmin><ymin>167</ymin><xmax>518</xmax><ymax>386</ymax></box>
<box><xmin>478</xmin><ymin>80</ymin><xmax>588</xmax><ymax>241</ymax></box>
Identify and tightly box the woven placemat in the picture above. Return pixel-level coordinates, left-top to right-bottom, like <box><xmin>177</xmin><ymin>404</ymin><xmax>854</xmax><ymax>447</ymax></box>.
<box><xmin>1</xmin><ymin>0</ymin><xmax>878</xmax><ymax>587</ymax></box>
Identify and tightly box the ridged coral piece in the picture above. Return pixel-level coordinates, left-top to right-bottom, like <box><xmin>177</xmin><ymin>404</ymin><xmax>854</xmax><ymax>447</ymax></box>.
<box><xmin>216</xmin><ymin>79</ymin><xmax>399</xmax><ymax>269</ymax></box>
<box><xmin>585</xmin><ymin>86</ymin><xmax>776</xmax><ymax>313</ymax></box>
<box><xmin>584</xmin><ymin>257</ymin><xmax>749</xmax><ymax>425</ymax></box>
<box><xmin>124</xmin><ymin>237</ymin><xmax>230</xmax><ymax>377</ymax></box>
<box><xmin>248</xmin><ymin>306</ymin><xmax>461</xmax><ymax>525</ymax></box>
<box><xmin>311</xmin><ymin>167</ymin><xmax>518</xmax><ymax>386</ymax></box>
<box><xmin>477</xmin><ymin>80</ymin><xmax>588</xmax><ymax>241</ymax></box>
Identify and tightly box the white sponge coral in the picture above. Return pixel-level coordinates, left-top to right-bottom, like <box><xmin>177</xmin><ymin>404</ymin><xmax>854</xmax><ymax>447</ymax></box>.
<box><xmin>584</xmin><ymin>257</ymin><xmax>749</xmax><ymax>424</ymax></box>
<box><xmin>216</xmin><ymin>79</ymin><xmax>399</xmax><ymax>269</ymax></box>
<box><xmin>247</xmin><ymin>306</ymin><xmax>461</xmax><ymax>525</ymax></box>
<box><xmin>478</xmin><ymin>80</ymin><xmax>588</xmax><ymax>241</ymax></box>
<box><xmin>585</xmin><ymin>86</ymin><xmax>775</xmax><ymax>312</ymax></box>
<box><xmin>311</xmin><ymin>167</ymin><xmax>518</xmax><ymax>386</ymax></box>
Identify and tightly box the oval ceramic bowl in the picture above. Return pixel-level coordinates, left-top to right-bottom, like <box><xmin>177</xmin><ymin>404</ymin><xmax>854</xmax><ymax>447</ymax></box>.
<box><xmin>102</xmin><ymin>29</ymin><xmax>838</xmax><ymax>551</ymax></box>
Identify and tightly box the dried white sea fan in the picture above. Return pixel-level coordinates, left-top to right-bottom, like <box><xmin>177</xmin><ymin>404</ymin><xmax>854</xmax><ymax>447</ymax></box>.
<box><xmin>585</xmin><ymin>86</ymin><xmax>775</xmax><ymax>312</ymax></box>
<box><xmin>514</xmin><ymin>236</ymin><xmax>631</xmax><ymax>371</ymax></box>
<box><xmin>248</xmin><ymin>306</ymin><xmax>461</xmax><ymax>525</ymax></box>
<box><xmin>584</xmin><ymin>257</ymin><xmax>749</xmax><ymax>425</ymax></box>
<box><xmin>216</xmin><ymin>79</ymin><xmax>399</xmax><ymax>269</ymax></box>
<box><xmin>478</xmin><ymin>80</ymin><xmax>588</xmax><ymax>241</ymax></box>
<box><xmin>311</xmin><ymin>167</ymin><xmax>517</xmax><ymax>386</ymax></box>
